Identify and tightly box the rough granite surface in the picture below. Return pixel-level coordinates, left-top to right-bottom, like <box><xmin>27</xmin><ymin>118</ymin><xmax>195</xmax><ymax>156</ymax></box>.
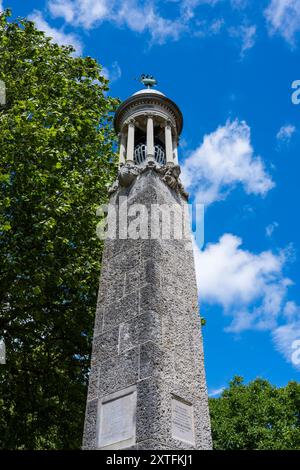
<box><xmin>82</xmin><ymin>168</ymin><xmax>212</xmax><ymax>450</ymax></box>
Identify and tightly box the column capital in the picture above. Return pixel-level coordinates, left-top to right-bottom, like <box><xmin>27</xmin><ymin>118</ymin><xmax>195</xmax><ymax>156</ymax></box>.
<box><xmin>125</xmin><ymin>117</ymin><xmax>136</xmax><ymax>127</ymax></box>
<box><xmin>164</xmin><ymin>119</ymin><xmax>173</xmax><ymax>129</ymax></box>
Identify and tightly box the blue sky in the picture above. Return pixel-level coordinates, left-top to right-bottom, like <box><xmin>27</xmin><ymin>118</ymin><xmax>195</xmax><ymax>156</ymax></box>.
<box><xmin>2</xmin><ymin>0</ymin><xmax>300</xmax><ymax>395</ymax></box>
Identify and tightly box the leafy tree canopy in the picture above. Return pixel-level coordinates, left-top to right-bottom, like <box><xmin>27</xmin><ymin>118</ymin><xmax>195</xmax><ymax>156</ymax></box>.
<box><xmin>0</xmin><ymin>9</ymin><xmax>118</xmax><ymax>449</ymax></box>
<box><xmin>209</xmin><ymin>376</ymin><xmax>300</xmax><ymax>450</ymax></box>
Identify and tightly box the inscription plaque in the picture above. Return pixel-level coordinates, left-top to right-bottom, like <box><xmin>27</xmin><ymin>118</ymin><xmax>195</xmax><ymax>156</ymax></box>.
<box><xmin>171</xmin><ymin>397</ymin><xmax>195</xmax><ymax>445</ymax></box>
<box><xmin>98</xmin><ymin>388</ymin><xmax>136</xmax><ymax>449</ymax></box>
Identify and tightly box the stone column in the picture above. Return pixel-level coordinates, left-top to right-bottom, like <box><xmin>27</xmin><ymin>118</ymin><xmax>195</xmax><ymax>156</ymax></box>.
<box><xmin>146</xmin><ymin>114</ymin><xmax>155</xmax><ymax>162</ymax></box>
<box><xmin>172</xmin><ymin>132</ymin><xmax>179</xmax><ymax>165</ymax></box>
<box><xmin>119</xmin><ymin>132</ymin><xmax>126</xmax><ymax>166</ymax></box>
<box><xmin>82</xmin><ymin>169</ymin><xmax>213</xmax><ymax>450</ymax></box>
<box><xmin>126</xmin><ymin>120</ymin><xmax>135</xmax><ymax>164</ymax></box>
<box><xmin>165</xmin><ymin>121</ymin><xmax>173</xmax><ymax>165</ymax></box>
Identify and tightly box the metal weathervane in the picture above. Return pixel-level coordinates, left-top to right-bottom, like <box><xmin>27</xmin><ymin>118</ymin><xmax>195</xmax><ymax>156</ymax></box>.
<box><xmin>139</xmin><ymin>74</ymin><xmax>157</xmax><ymax>89</ymax></box>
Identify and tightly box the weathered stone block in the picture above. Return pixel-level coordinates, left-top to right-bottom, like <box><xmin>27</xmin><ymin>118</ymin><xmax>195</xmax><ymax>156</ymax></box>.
<box><xmin>87</xmin><ymin>362</ymin><xmax>100</xmax><ymax>402</ymax></box>
<box><xmin>99</xmin><ymin>348</ymin><xmax>139</xmax><ymax>396</ymax></box>
<box><xmin>139</xmin><ymin>341</ymin><xmax>163</xmax><ymax>380</ymax></box>
<box><xmin>92</xmin><ymin>326</ymin><xmax>119</xmax><ymax>362</ymax></box>
<box><xmin>82</xmin><ymin>399</ymin><xmax>98</xmax><ymax>450</ymax></box>
<box><xmin>119</xmin><ymin>311</ymin><xmax>161</xmax><ymax>353</ymax></box>
<box><xmin>93</xmin><ymin>303</ymin><xmax>104</xmax><ymax>337</ymax></box>
<box><xmin>139</xmin><ymin>284</ymin><xmax>162</xmax><ymax>313</ymax></box>
<box><xmin>124</xmin><ymin>267</ymin><xmax>141</xmax><ymax>294</ymax></box>
<box><xmin>103</xmin><ymin>290</ymin><xmax>139</xmax><ymax>332</ymax></box>
<box><xmin>137</xmin><ymin>439</ymin><xmax>167</xmax><ymax>450</ymax></box>
<box><xmin>140</xmin><ymin>258</ymin><xmax>159</xmax><ymax>287</ymax></box>
<box><xmin>136</xmin><ymin>379</ymin><xmax>167</xmax><ymax>442</ymax></box>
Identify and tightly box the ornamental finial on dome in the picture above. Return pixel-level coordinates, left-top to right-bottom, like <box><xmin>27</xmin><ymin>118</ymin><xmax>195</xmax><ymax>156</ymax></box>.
<box><xmin>140</xmin><ymin>73</ymin><xmax>157</xmax><ymax>89</ymax></box>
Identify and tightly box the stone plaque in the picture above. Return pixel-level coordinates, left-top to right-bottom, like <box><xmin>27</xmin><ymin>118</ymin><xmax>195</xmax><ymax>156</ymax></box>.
<box><xmin>171</xmin><ymin>397</ymin><xmax>195</xmax><ymax>445</ymax></box>
<box><xmin>98</xmin><ymin>388</ymin><xmax>136</xmax><ymax>449</ymax></box>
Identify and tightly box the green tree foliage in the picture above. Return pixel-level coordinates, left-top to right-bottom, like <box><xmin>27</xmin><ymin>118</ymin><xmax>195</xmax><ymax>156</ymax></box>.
<box><xmin>0</xmin><ymin>10</ymin><xmax>118</xmax><ymax>449</ymax></box>
<box><xmin>209</xmin><ymin>376</ymin><xmax>300</xmax><ymax>450</ymax></box>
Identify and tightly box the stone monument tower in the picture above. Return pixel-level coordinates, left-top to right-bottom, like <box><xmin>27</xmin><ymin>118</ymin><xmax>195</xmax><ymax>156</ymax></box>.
<box><xmin>82</xmin><ymin>76</ymin><xmax>212</xmax><ymax>450</ymax></box>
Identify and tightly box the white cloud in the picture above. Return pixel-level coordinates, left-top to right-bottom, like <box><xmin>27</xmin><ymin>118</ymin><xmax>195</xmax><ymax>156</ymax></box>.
<box><xmin>48</xmin><ymin>0</ymin><xmax>186</xmax><ymax>44</ymax></box>
<box><xmin>181</xmin><ymin>120</ymin><xmax>274</xmax><ymax>205</ymax></box>
<box><xmin>194</xmin><ymin>233</ymin><xmax>300</xmax><ymax>368</ymax></box>
<box><xmin>128</xmin><ymin>8</ymin><xmax>185</xmax><ymax>45</ymax></box>
<box><xmin>194</xmin><ymin>18</ymin><xmax>225</xmax><ymax>38</ymax></box>
<box><xmin>265</xmin><ymin>0</ymin><xmax>300</xmax><ymax>46</ymax></box>
<box><xmin>272</xmin><ymin>321</ymin><xmax>300</xmax><ymax>369</ymax></box>
<box><xmin>29</xmin><ymin>10</ymin><xmax>83</xmax><ymax>54</ymax></box>
<box><xmin>44</xmin><ymin>0</ymin><xmax>258</xmax><ymax>50</ymax></box>
<box><xmin>179</xmin><ymin>0</ymin><xmax>221</xmax><ymax>21</ymax></box>
<box><xmin>48</xmin><ymin>0</ymin><xmax>109</xmax><ymax>29</ymax></box>
<box><xmin>266</xmin><ymin>221</ymin><xmax>279</xmax><ymax>237</ymax></box>
<box><xmin>0</xmin><ymin>1</ymin><xmax>3</xmax><ymax>12</ymax></box>
<box><xmin>229</xmin><ymin>24</ymin><xmax>256</xmax><ymax>57</ymax></box>
<box><xmin>194</xmin><ymin>234</ymin><xmax>292</xmax><ymax>332</ymax></box>
<box><xmin>283</xmin><ymin>300</ymin><xmax>299</xmax><ymax>319</ymax></box>
<box><xmin>209</xmin><ymin>386</ymin><xmax>225</xmax><ymax>397</ymax></box>
<box><xmin>210</xmin><ymin>18</ymin><xmax>224</xmax><ymax>34</ymax></box>
<box><xmin>101</xmin><ymin>61</ymin><xmax>122</xmax><ymax>82</ymax></box>
<box><xmin>276</xmin><ymin>124</ymin><xmax>296</xmax><ymax>142</ymax></box>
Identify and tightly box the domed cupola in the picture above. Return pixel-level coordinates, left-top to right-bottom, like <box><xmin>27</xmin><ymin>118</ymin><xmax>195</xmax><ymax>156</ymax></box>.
<box><xmin>114</xmin><ymin>75</ymin><xmax>183</xmax><ymax>167</ymax></box>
